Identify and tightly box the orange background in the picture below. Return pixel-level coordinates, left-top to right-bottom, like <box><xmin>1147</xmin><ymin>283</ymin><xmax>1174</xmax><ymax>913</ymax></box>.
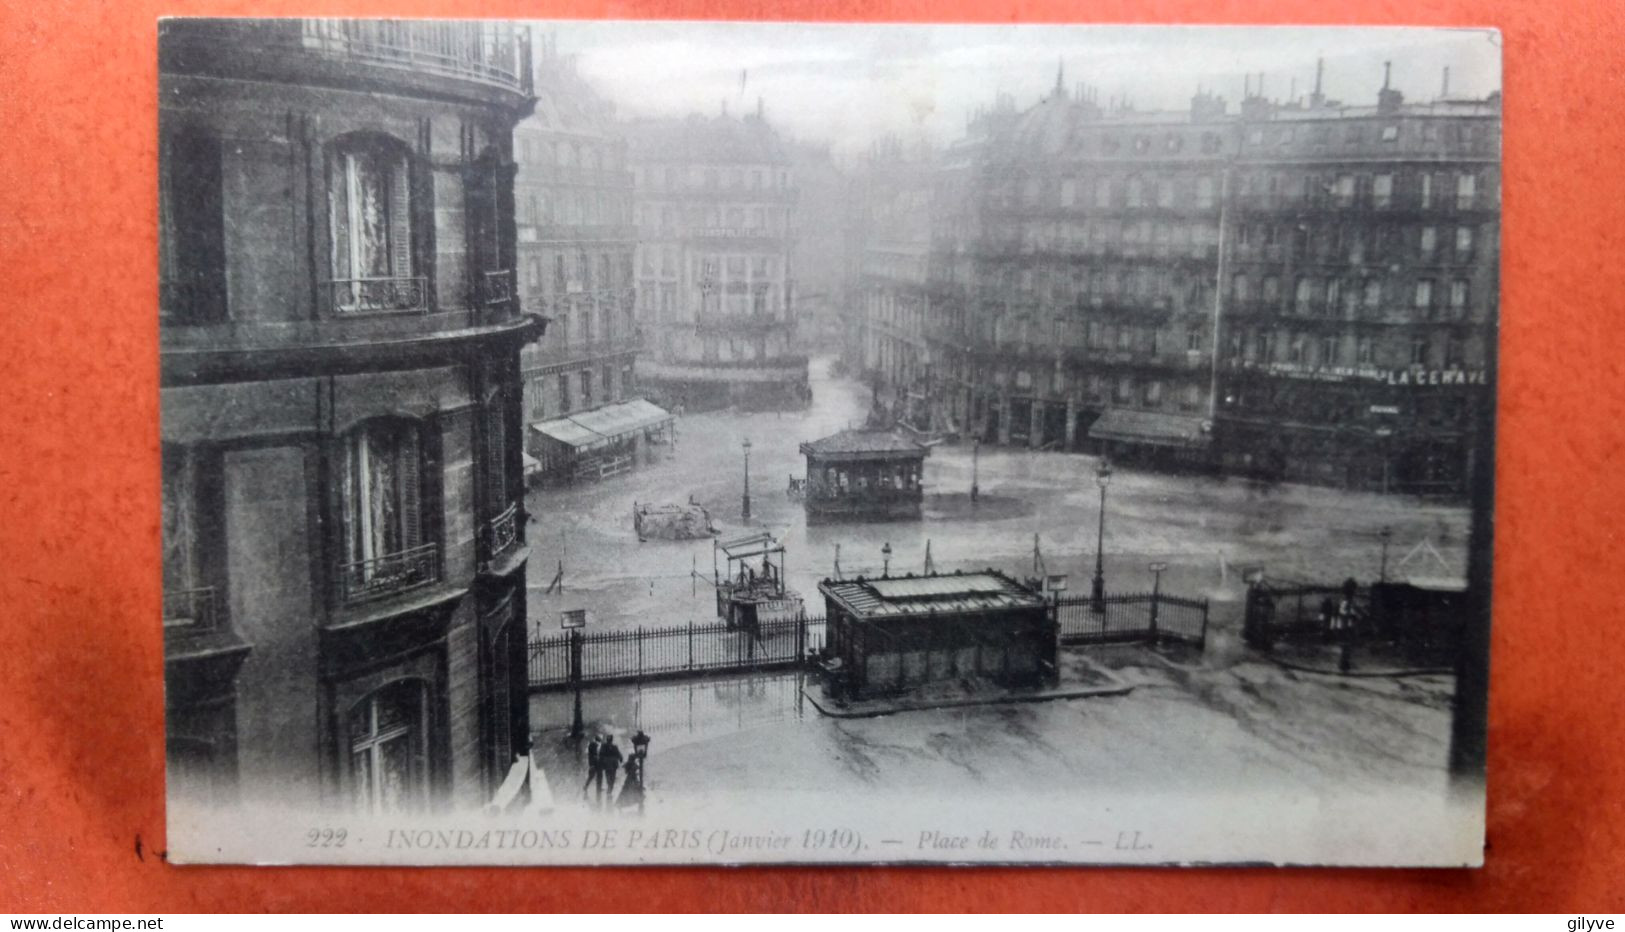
<box><xmin>0</xmin><ymin>0</ymin><xmax>1619</xmax><ymax>913</ymax></box>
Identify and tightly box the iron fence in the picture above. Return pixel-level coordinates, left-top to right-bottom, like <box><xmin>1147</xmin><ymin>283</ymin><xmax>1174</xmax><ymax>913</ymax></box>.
<box><xmin>529</xmin><ymin>614</ymin><xmax>828</xmax><ymax>690</ymax></box>
<box><xmin>529</xmin><ymin>591</ymin><xmax>1209</xmax><ymax>692</ymax></box>
<box><xmin>1054</xmin><ymin>592</ymin><xmax>1209</xmax><ymax>646</ymax></box>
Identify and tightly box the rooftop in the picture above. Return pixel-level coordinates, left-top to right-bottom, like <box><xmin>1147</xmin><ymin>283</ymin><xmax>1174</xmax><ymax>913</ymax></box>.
<box><xmin>819</xmin><ymin>570</ymin><xmax>1047</xmax><ymax>618</ymax></box>
<box><xmin>799</xmin><ymin>429</ymin><xmax>929</xmax><ymax>459</ymax></box>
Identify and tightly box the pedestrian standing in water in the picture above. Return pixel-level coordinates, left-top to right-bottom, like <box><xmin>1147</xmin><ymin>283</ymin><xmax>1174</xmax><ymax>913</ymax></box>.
<box><xmin>581</xmin><ymin>733</ymin><xmax>603</xmax><ymax>804</ymax></box>
<box><xmin>617</xmin><ymin>749</ymin><xmax>646</xmax><ymax>815</ymax></box>
<box><xmin>598</xmin><ymin>734</ymin><xmax>624</xmax><ymax>807</ymax></box>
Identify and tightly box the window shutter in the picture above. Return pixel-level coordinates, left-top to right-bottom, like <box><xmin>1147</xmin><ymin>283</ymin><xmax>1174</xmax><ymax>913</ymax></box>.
<box><xmin>330</xmin><ymin>153</ymin><xmax>353</xmax><ymax>281</ymax></box>
<box><xmin>485</xmin><ymin>405</ymin><xmax>507</xmax><ymax>511</ymax></box>
<box><xmin>399</xmin><ymin>424</ymin><xmax>422</xmax><ymax>550</ymax></box>
<box><xmin>389</xmin><ymin>154</ymin><xmax>413</xmax><ymax>278</ymax></box>
<box><xmin>339</xmin><ymin>435</ymin><xmax>358</xmax><ymax>564</ymax></box>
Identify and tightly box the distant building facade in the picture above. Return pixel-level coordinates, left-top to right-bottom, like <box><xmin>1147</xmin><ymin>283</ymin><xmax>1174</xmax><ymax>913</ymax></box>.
<box><xmin>858</xmin><ymin>64</ymin><xmax>1500</xmax><ymax>496</ymax></box>
<box><xmin>514</xmin><ymin>38</ymin><xmax>640</xmax><ymax>430</ymax></box>
<box><xmin>159</xmin><ymin>20</ymin><xmax>542</xmax><ymax>813</ymax></box>
<box><xmin>628</xmin><ymin>105</ymin><xmax>809</xmax><ymax>410</ymax></box>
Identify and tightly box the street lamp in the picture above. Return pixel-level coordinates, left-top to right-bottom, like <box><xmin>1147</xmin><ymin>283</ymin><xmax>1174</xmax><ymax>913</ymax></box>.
<box><xmin>1148</xmin><ymin>561</ymin><xmax>1169</xmax><ymax>642</ymax></box>
<box><xmin>1090</xmin><ymin>459</ymin><xmax>1113</xmax><ymax>612</ymax></box>
<box><xmin>741</xmin><ymin>438</ymin><xmax>753</xmax><ymax>521</ymax></box>
<box><xmin>971</xmin><ymin>439</ymin><xmax>981</xmax><ymax>503</ymax></box>
<box><xmin>881</xmin><ymin>542</ymin><xmax>892</xmax><ymax>578</ymax></box>
<box><xmin>1378</xmin><ymin>525</ymin><xmax>1393</xmax><ymax>583</ymax></box>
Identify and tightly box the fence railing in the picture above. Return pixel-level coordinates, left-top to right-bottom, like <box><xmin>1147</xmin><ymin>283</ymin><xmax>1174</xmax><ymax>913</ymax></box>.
<box><xmin>1054</xmin><ymin>592</ymin><xmax>1209</xmax><ymax>646</ymax></box>
<box><xmin>1242</xmin><ymin>583</ymin><xmax>1368</xmax><ymax>649</ymax></box>
<box><xmin>529</xmin><ymin>591</ymin><xmax>1210</xmax><ymax>692</ymax></box>
<box><xmin>483</xmin><ymin>502</ymin><xmax>521</xmax><ymax>564</ymax></box>
<box><xmin>529</xmin><ymin>614</ymin><xmax>827</xmax><ymax>690</ymax></box>
<box><xmin>328</xmin><ymin>276</ymin><xmax>429</xmax><ymax>315</ymax></box>
<box><xmin>337</xmin><ymin>542</ymin><xmax>440</xmax><ymax>604</ymax></box>
<box><xmin>163</xmin><ymin>586</ymin><xmax>218</xmax><ymax>632</ymax></box>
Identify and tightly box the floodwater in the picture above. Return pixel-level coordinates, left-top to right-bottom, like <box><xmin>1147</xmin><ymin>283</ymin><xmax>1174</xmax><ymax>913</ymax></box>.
<box><xmin>527</xmin><ymin>646</ymin><xmax>1456</xmax><ymax>815</ymax></box>
<box><xmin>523</xmin><ymin>356</ymin><xmax>1472</xmax><ymax>637</ymax></box>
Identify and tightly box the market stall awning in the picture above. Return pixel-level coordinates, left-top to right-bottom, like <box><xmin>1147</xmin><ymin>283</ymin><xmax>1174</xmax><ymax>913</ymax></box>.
<box><xmin>1089</xmin><ymin>409</ymin><xmax>1212</xmax><ymax>448</ymax></box>
<box><xmin>532</xmin><ymin>418</ymin><xmax>608</xmax><ymax>450</ymax></box>
<box><xmin>621</xmin><ymin>398</ymin><xmax>675</xmax><ymax>429</ymax></box>
<box><xmin>522</xmin><ymin>452</ymin><xmax>542</xmax><ymax>476</ymax></box>
<box><xmin>567</xmin><ymin>399</ymin><xmax>674</xmax><ymax>441</ymax></box>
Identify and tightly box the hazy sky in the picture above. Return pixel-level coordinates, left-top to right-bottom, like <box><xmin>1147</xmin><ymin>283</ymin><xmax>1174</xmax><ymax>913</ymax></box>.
<box><xmin>537</xmin><ymin>23</ymin><xmax>1501</xmax><ymax>159</ymax></box>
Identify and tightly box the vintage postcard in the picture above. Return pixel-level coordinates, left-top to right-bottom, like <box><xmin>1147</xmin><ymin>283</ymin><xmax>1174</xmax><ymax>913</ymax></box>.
<box><xmin>158</xmin><ymin>20</ymin><xmax>1499</xmax><ymax>865</ymax></box>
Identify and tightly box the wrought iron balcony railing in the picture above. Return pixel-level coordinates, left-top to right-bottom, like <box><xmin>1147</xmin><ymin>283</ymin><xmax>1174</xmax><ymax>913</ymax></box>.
<box><xmin>337</xmin><ymin>543</ymin><xmax>441</xmax><ymax>604</ymax></box>
<box><xmin>328</xmin><ymin>276</ymin><xmax>429</xmax><ymax>315</ymax></box>
<box><xmin>163</xmin><ymin>586</ymin><xmax>218</xmax><ymax>632</ymax></box>
<box><xmin>296</xmin><ymin>20</ymin><xmax>532</xmax><ymax>94</ymax></box>
<box><xmin>484</xmin><ymin>502</ymin><xmax>521</xmax><ymax>564</ymax></box>
<box><xmin>483</xmin><ymin>269</ymin><xmax>514</xmax><ymax>306</ymax></box>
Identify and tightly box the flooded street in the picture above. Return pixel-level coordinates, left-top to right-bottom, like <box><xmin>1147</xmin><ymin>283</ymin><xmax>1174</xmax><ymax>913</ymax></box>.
<box><xmin>528</xmin><ymin>646</ymin><xmax>1455</xmax><ymax>817</ymax></box>
<box><xmin>524</xmin><ymin>356</ymin><xmax>1470</xmax><ymax>636</ymax></box>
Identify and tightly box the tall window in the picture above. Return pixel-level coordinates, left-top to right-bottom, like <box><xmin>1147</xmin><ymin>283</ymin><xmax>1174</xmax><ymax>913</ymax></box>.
<box><xmin>338</xmin><ymin>420</ymin><xmax>428</xmax><ymax>596</ymax></box>
<box><xmin>1420</xmin><ymin>226</ymin><xmax>1437</xmax><ymax>256</ymax></box>
<box><xmin>160</xmin><ymin>128</ymin><xmax>227</xmax><ymax>324</ymax></box>
<box><xmin>329</xmin><ymin>138</ymin><xmax>417</xmax><ymax>313</ymax></box>
<box><xmin>1451</xmin><ymin>279</ymin><xmax>1470</xmax><ymax>311</ymax></box>
<box><xmin>349</xmin><ymin>681</ymin><xmax>429</xmax><ymax>815</ymax></box>
<box><xmin>558</xmin><ymin>373</ymin><xmax>571</xmax><ymax>412</ymax></box>
<box><xmin>1319</xmin><ymin>333</ymin><xmax>1339</xmax><ymax>365</ymax></box>
<box><xmin>1414</xmin><ymin>279</ymin><xmax>1435</xmax><ymax>312</ymax></box>
<box><xmin>1455</xmin><ymin>226</ymin><xmax>1475</xmax><ymax>257</ymax></box>
<box><xmin>1373</xmin><ymin>174</ymin><xmax>1394</xmax><ymax>209</ymax></box>
<box><xmin>1419</xmin><ymin>173</ymin><xmax>1433</xmax><ymax>210</ymax></box>
<box><xmin>1455</xmin><ymin>173</ymin><xmax>1477</xmax><ymax>210</ymax></box>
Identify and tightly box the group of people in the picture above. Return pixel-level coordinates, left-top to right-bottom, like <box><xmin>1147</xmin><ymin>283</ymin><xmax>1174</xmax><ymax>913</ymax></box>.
<box><xmin>581</xmin><ymin>730</ymin><xmax>649</xmax><ymax>814</ymax></box>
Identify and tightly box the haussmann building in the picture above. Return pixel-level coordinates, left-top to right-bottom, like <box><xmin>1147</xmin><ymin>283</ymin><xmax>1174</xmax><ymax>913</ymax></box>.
<box><xmin>160</xmin><ymin>19</ymin><xmax>544</xmax><ymax>815</ymax></box>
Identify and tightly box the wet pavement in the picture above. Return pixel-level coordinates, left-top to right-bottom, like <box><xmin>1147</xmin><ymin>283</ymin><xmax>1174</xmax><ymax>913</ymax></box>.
<box><xmin>527</xmin><ymin>644</ymin><xmax>1455</xmax><ymax>814</ymax></box>
<box><xmin>523</xmin><ymin>356</ymin><xmax>1471</xmax><ymax>638</ymax></box>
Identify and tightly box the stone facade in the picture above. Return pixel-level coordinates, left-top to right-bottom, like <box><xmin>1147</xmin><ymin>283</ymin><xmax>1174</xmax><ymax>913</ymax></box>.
<box><xmin>159</xmin><ymin>19</ymin><xmax>542</xmax><ymax>813</ymax></box>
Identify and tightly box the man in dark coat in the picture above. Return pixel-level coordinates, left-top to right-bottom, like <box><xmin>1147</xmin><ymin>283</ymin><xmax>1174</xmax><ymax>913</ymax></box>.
<box><xmin>598</xmin><ymin>734</ymin><xmax>625</xmax><ymax>805</ymax></box>
<box><xmin>581</xmin><ymin>734</ymin><xmax>603</xmax><ymax>804</ymax></box>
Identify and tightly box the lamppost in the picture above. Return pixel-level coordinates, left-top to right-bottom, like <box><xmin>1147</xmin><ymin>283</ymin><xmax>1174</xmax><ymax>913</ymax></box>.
<box><xmin>971</xmin><ymin>439</ymin><xmax>981</xmax><ymax>503</ymax></box>
<box><xmin>1148</xmin><ymin>560</ymin><xmax>1168</xmax><ymax>642</ymax></box>
<box><xmin>1378</xmin><ymin>525</ymin><xmax>1393</xmax><ymax>583</ymax></box>
<box><xmin>741</xmin><ymin>438</ymin><xmax>752</xmax><ymax>521</ymax></box>
<box><xmin>1090</xmin><ymin>459</ymin><xmax>1113</xmax><ymax>612</ymax></box>
<box><xmin>881</xmin><ymin>542</ymin><xmax>892</xmax><ymax>578</ymax></box>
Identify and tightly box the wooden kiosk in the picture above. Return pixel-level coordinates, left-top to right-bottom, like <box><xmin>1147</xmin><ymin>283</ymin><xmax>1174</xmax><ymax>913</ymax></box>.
<box><xmin>817</xmin><ymin>569</ymin><xmax>1058</xmax><ymax>700</ymax></box>
<box><xmin>797</xmin><ymin>429</ymin><xmax>930</xmax><ymax>521</ymax></box>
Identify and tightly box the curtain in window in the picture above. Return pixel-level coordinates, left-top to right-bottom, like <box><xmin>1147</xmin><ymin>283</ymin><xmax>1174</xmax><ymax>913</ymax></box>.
<box><xmin>341</xmin><ymin>421</ymin><xmax>422</xmax><ymax>569</ymax></box>
<box><xmin>330</xmin><ymin>142</ymin><xmax>412</xmax><ymax>308</ymax></box>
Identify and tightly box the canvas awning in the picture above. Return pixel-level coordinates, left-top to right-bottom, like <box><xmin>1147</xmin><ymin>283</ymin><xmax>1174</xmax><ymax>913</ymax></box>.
<box><xmin>1089</xmin><ymin>408</ymin><xmax>1212</xmax><ymax>448</ymax></box>
<box><xmin>566</xmin><ymin>399</ymin><xmax>675</xmax><ymax>442</ymax></box>
<box><xmin>522</xmin><ymin>452</ymin><xmax>542</xmax><ymax>476</ymax></box>
<box><xmin>532</xmin><ymin>418</ymin><xmax>608</xmax><ymax>450</ymax></box>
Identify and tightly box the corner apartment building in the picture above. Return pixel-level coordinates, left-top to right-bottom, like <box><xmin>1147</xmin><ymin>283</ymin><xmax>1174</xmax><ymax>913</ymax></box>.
<box><xmin>159</xmin><ymin>19</ymin><xmax>542</xmax><ymax>814</ymax></box>
<box><xmin>514</xmin><ymin>39</ymin><xmax>640</xmax><ymax>430</ymax></box>
<box><xmin>858</xmin><ymin>64</ymin><xmax>1500</xmax><ymax>496</ymax></box>
<box><xmin>627</xmin><ymin>105</ymin><xmax>809</xmax><ymax>411</ymax></box>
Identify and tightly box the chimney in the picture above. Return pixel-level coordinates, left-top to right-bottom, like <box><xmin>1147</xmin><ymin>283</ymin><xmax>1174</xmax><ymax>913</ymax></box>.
<box><xmin>1310</xmin><ymin>56</ymin><xmax>1325</xmax><ymax>108</ymax></box>
<box><xmin>1441</xmin><ymin>66</ymin><xmax>1451</xmax><ymax>99</ymax></box>
<box><xmin>1377</xmin><ymin>62</ymin><xmax>1404</xmax><ymax>113</ymax></box>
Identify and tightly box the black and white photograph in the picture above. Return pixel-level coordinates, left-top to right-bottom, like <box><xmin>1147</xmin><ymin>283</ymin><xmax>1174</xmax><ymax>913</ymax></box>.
<box><xmin>157</xmin><ymin>19</ymin><xmax>1500</xmax><ymax>866</ymax></box>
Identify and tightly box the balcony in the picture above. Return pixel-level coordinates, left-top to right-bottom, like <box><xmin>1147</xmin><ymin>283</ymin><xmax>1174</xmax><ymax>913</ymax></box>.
<box><xmin>293</xmin><ymin>20</ymin><xmax>531</xmax><ymax>94</ymax></box>
<box><xmin>483</xmin><ymin>502</ymin><xmax>522</xmax><ymax>568</ymax></box>
<box><xmin>160</xmin><ymin>20</ymin><xmax>534</xmax><ymax>101</ymax></box>
<box><xmin>483</xmin><ymin>269</ymin><xmax>514</xmax><ymax>307</ymax></box>
<box><xmin>163</xmin><ymin>586</ymin><xmax>218</xmax><ymax>633</ymax></box>
<box><xmin>337</xmin><ymin>543</ymin><xmax>441</xmax><ymax>605</ymax></box>
<box><xmin>328</xmin><ymin>276</ymin><xmax>429</xmax><ymax>315</ymax></box>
